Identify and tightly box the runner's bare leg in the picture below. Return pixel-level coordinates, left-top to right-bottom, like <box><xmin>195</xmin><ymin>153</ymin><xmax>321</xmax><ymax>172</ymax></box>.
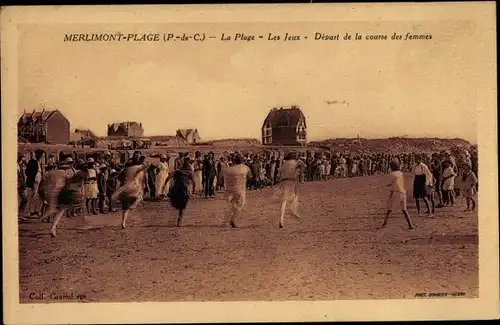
<box><xmin>50</xmin><ymin>208</ymin><xmax>67</xmax><ymax>237</ymax></box>
<box><xmin>279</xmin><ymin>200</ymin><xmax>287</xmax><ymax>228</ymax></box>
<box><xmin>290</xmin><ymin>193</ymin><xmax>301</xmax><ymax>219</ymax></box>
<box><xmin>121</xmin><ymin>209</ymin><xmax>130</xmax><ymax>229</ymax></box>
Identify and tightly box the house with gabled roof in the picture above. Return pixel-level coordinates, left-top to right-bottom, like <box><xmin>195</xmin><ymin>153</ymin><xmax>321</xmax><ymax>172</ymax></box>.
<box><xmin>72</xmin><ymin>128</ymin><xmax>97</xmax><ymax>141</ymax></box>
<box><xmin>175</xmin><ymin>128</ymin><xmax>201</xmax><ymax>144</ymax></box>
<box><xmin>18</xmin><ymin>109</ymin><xmax>70</xmax><ymax>144</ymax></box>
<box><xmin>261</xmin><ymin>106</ymin><xmax>307</xmax><ymax>146</ymax></box>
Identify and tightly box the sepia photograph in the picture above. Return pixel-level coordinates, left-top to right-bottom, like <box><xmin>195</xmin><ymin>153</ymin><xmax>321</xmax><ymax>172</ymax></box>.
<box><xmin>2</xmin><ymin>2</ymin><xmax>498</xmax><ymax>324</ymax></box>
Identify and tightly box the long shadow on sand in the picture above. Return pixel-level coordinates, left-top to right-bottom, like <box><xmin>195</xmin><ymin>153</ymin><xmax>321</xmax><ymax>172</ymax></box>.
<box><xmin>139</xmin><ymin>223</ymin><xmax>264</xmax><ymax>229</ymax></box>
<box><xmin>290</xmin><ymin>227</ymin><xmax>375</xmax><ymax>233</ymax></box>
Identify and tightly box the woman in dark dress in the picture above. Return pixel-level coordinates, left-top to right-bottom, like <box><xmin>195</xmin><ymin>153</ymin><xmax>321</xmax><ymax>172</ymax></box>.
<box><xmin>50</xmin><ymin>160</ymin><xmax>89</xmax><ymax>237</ymax></box>
<box><xmin>430</xmin><ymin>154</ymin><xmax>444</xmax><ymax>207</ymax></box>
<box><xmin>162</xmin><ymin>158</ymin><xmax>196</xmax><ymax>227</ymax></box>
<box><xmin>412</xmin><ymin>155</ymin><xmax>433</xmax><ymax>215</ymax></box>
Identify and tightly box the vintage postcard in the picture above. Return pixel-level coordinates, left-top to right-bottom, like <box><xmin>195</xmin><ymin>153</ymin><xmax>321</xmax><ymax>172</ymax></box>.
<box><xmin>2</xmin><ymin>2</ymin><xmax>498</xmax><ymax>324</ymax></box>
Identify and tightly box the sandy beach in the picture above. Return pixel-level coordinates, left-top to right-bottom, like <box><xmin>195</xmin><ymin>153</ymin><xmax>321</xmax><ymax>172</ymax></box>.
<box><xmin>19</xmin><ymin>173</ymin><xmax>478</xmax><ymax>302</ymax></box>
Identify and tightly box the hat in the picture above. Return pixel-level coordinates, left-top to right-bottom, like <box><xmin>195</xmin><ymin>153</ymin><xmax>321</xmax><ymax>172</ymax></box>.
<box><xmin>104</xmin><ymin>151</ymin><xmax>112</xmax><ymax>156</ymax></box>
<box><xmin>87</xmin><ymin>158</ymin><xmax>95</xmax><ymax>163</ymax></box>
<box><xmin>284</xmin><ymin>151</ymin><xmax>297</xmax><ymax>160</ymax></box>
<box><xmin>160</xmin><ymin>154</ymin><xmax>167</xmax><ymax>159</ymax></box>
<box><xmin>76</xmin><ymin>158</ymin><xmax>85</xmax><ymax>165</ymax></box>
<box><xmin>461</xmin><ymin>161</ymin><xmax>472</xmax><ymax>168</ymax></box>
<box><xmin>110</xmin><ymin>169</ymin><xmax>117</xmax><ymax>174</ymax></box>
<box><xmin>100</xmin><ymin>164</ymin><xmax>107</xmax><ymax>169</ymax></box>
<box><xmin>389</xmin><ymin>158</ymin><xmax>401</xmax><ymax>169</ymax></box>
<box><xmin>65</xmin><ymin>157</ymin><xmax>74</xmax><ymax>163</ymax></box>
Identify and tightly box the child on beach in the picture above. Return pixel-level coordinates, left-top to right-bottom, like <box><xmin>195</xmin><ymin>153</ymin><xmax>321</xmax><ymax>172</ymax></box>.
<box><xmin>442</xmin><ymin>160</ymin><xmax>457</xmax><ymax>206</ymax></box>
<box><xmin>426</xmin><ymin>175</ymin><xmax>437</xmax><ymax>215</ymax></box>
<box><xmin>325</xmin><ymin>160</ymin><xmax>331</xmax><ymax>180</ymax></box>
<box><xmin>318</xmin><ymin>161</ymin><xmax>326</xmax><ymax>181</ymax></box>
<box><xmin>459</xmin><ymin>162</ymin><xmax>478</xmax><ymax>212</ymax></box>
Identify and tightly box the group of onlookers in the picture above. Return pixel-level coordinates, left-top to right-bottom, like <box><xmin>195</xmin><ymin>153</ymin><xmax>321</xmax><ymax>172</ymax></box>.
<box><xmin>17</xmin><ymin>146</ymin><xmax>478</xmax><ymax>222</ymax></box>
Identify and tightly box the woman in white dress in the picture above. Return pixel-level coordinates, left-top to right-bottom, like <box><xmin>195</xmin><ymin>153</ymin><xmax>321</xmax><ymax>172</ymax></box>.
<box><xmin>84</xmin><ymin>158</ymin><xmax>99</xmax><ymax>215</ymax></box>
<box><xmin>189</xmin><ymin>157</ymin><xmax>196</xmax><ymax>196</ymax></box>
<box><xmin>325</xmin><ymin>159</ymin><xmax>331</xmax><ymax>180</ymax></box>
<box><xmin>352</xmin><ymin>159</ymin><xmax>358</xmax><ymax>177</ymax></box>
<box><xmin>217</xmin><ymin>157</ymin><xmax>229</xmax><ymax>192</ymax></box>
<box><xmin>441</xmin><ymin>160</ymin><xmax>457</xmax><ymax>206</ymax></box>
<box><xmin>318</xmin><ymin>160</ymin><xmax>326</xmax><ymax>181</ymax></box>
<box><xmin>155</xmin><ymin>154</ymin><xmax>169</xmax><ymax>198</ymax></box>
<box><xmin>277</xmin><ymin>151</ymin><xmax>301</xmax><ymax>228</ymax></box>
<box><xmin>339</xmin><ymin>156</ymin><xmax>347</xmax><ymax>178</ymax></box>
<box><xmin>163</xmin><ymin>153</ymin><xmax>175</xmax><ymax>197</ymax></box>
<box><xmin>193</xmin><ymin>157</ymin><xmax>203</xmax><ymax>196</ymax></box>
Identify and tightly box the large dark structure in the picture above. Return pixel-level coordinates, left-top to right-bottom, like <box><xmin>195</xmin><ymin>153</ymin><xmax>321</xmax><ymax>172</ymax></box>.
<box><xmin>107</xmin><ymin>122</ymin><xmax>144</xmax><ymax>137</ymax></box>
<box><xmin>18</xmin><ymin>109</ymin><xmax>71</xmax><ymax>144</ymax></box>
<box><xmin>261</xmin><ymin>106</ymin><xmax>307</xmax><ymax>146</ymax></box>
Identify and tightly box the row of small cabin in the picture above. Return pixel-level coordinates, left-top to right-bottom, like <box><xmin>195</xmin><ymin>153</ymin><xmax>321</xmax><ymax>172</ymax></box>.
<box><xmin>17</xmin><ymin>106</ymin><xmax>308</xmax><ymax>147</ymax></box>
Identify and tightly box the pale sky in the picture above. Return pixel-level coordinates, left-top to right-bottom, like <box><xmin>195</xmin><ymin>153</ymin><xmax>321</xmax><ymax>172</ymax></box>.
<box><xmin>18</xmin><ymin>21</ymin><xmax>478</xmax><ymax>143</ymax></box>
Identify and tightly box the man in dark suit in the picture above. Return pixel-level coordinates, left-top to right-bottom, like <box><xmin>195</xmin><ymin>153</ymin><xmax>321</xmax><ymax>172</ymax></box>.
<box><xmin>202</xmin><ymin>152</ymin><xmax>216</xmax><ymax>198</ymax></box>
<box><xmin>18</xmin><ymin>153</ymin><xmax>29</xmax><ymax>220</ymax></box>
<box><xmin>24</xmin><ymin>149</ymin><xmax>44</xmax><ymax>216</ymax></box>
<box><xmin>430</xmin><ymin>154</ymin><xmax>444</xmax><ymax>207</ymax></box>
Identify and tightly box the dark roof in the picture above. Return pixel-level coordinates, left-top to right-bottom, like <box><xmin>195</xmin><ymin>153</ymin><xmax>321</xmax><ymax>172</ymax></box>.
<box><xmin>262</xmin><ymin>106</ymin><xmax>306</xmax><ymax>129</ymax></box>
<box><xmin>176</xmin><ymin>129</ymin><xmax>198</xmax><ymax>139</ymax></box>
<box><xmin>108</xmin><ymin>122</ymin><xmax>143</xmax><ymax>131</ymax></box>
<box><xmin>74</xmin><ymin>129</ymin><xmax>97</xmax><ymax>138</ymax></box>
<box><xmin>19</xmin><ymin>110</ymin><xmax>61</xmax><ymax>123</ymax></box>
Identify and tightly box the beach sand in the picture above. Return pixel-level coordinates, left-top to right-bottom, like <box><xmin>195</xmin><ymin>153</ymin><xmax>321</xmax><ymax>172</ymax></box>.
<box><xmin>18</xmin><ymin>173</ymin><xmax>478</xmax><ymax>302</ymax></box>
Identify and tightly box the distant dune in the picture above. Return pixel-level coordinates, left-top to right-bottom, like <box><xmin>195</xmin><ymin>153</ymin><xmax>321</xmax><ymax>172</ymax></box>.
<box><xmin>18</xmin><ymin>137</ymin><xmax>474</xmax><ymax>156</ymax></box>
<box><xmin>309</xmin><ymin>137</ymin><xmax>473</xmax><ymax>154</ymax></box>
<box><xmin>200</xmin><ymin>138</ymin><xmax>262</xmax><ymax>147</ymax></box>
